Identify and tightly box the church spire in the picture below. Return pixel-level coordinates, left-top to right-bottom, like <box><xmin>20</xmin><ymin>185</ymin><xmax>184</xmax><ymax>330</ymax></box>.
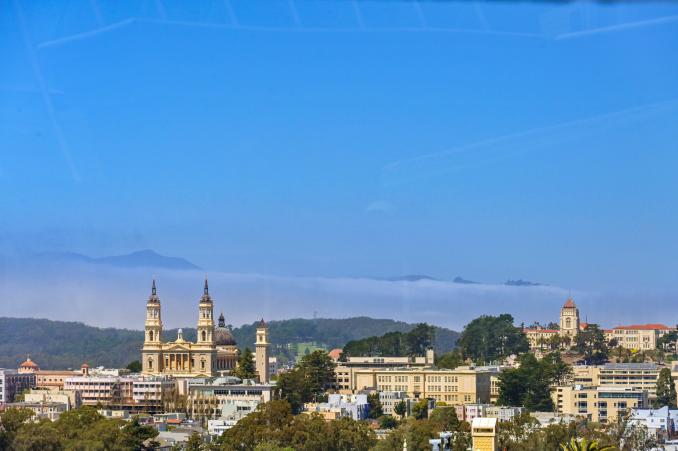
<box><xmin>218</xmin><ymin>312</ymin><xmax>225</xmax><ymax>328</ymax></box>
<box><xmin>204</xmin><ymin>278</ymin><xmax>209</xmax><ymax>295</ymax></box>
<box><xmin>152</xmin><ymin>279</ymin><xmax>157</xmax><ymax>296</ymax></box>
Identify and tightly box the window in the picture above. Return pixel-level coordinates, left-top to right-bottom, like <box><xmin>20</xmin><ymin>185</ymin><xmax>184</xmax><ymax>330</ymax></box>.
<box><xmin>202</xmin><ymin>330</ymin><xmax>207</xmax><ymax>342</ymax></box>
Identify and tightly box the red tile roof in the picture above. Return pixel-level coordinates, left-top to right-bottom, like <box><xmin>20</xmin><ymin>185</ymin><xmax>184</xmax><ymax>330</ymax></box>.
<box><xmin>328</xmin><ymin>349</ymin><xmax>343</xmax><ymax>360</ymax></box>
<box><xmin>563</xmin><ymin>298</ymin><xmax>576</xmax><ymax>309</ymax></box>
<box><xmin>613</xmin><ymin>324</ymin><xmax>671</xmax><ymax>331</ymax></box>
<box><xmin>525</xmin><ymin>328</ymin><xmax>559</xmax><ymax>334</ymax></box>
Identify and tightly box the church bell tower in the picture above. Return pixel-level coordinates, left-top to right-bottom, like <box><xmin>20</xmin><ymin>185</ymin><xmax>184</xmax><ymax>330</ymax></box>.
<box><xmin>142</xmin><ymin>280</ymin><xmax>163</xmax><ymax>374</ymax></box>
<box><xmin>197</xmin><ymin>279</ymin><xmax>215</xmax><ymax>345</ymax></box>
<box><xmin>255</xmin><ymin>318</ymin><xmax>270</xmax><ymax>383</ymax></box>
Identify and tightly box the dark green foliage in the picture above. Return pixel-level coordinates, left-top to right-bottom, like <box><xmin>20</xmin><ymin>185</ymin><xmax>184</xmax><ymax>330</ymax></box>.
<box><xmin>0</xmin><ymin>406</ymin><xmax>158</xmax><ymax>450</ymax></box>
<box><xmin>233</xmin><ymin>348</ymin><xmax>256</xmax><ymax>380</ymax></box>
<box><xmin>436</xmin><ymin>350</ymin><xmax>464</xmax><ymax>369</ymax></box>
<box><xmin>428</xmin><ymin>407</ymin><xmax>459</xmax><ymax>432</ymax></box>
<box><xmin>378</xmin><ymin>415</ymin><xmax>398</xmax><ymax>429</ymax></box>
<box><xmin>276</xmin><ymin>350</ymin><xmax>336</xmax><ymax>413</ymax></box>
<box><xmin>457</xmin><ymin>314</ymin><xmax>529</xmax><ymax>364</ymax></box>
<box><xmin>218</xmin><ymin>400</ymin><xmax>376</xmax><ymax>451</ymax></box>
<box><xmin>575</xmin><ymin>324</ymin><xmax>609</xmax><ymax>365</ymax></box>
<box><xmin>126</xmin><ymin>360</ymin><xmax>142</xmax><ymax>373</ymax></box>
<box><xmin>497</xmin><ymin>353</ymin><xmax>569</xmax><ymax>412</ymax></box>
<box><xmin>342</xmin><ymin>323</ymin><xmax>449</xmax><ymax>358</ymax></box>
<box><xmin>412</xmin><ymin>399</ymin><xmax>429</xmax><ymax>420</ymax></box>
<box><xmin>655</xmin><ymin>367</ymin><xmax>677</xmax><ymax>408</ymax></box>
<box><xmin>394</xmin><ymin>400</ymin><xmax>407</xmax><ymax>417</ymax></box>
<box><xmin>368</xmin><ymin>393</ymin><xmax>383</xmax><ymax>419</ymax></box>
<box><xmin>0</xmin><ymin>317</ymin><xmax>458</xmax><ymax>369</ymax></box>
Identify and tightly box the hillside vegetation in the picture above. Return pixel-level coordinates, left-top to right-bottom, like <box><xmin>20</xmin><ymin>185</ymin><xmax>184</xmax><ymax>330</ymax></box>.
<box><xmin>0</xmin><ymin>317</ymin><xmax>458</xmax><ymax>369</ymax></box>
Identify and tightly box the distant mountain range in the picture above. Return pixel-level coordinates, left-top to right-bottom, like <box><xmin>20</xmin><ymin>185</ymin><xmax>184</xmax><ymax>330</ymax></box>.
<box><xmin>378</xmin><ymin>274</ymin><xmax>542</xmax><ymax>287</ymax></box>
<box><xmin>0</xmin><ymin>317</ymin><xmax>459</xmax><ymax>370</ymax></box>
<box><xmin>34</xmin><ymin>249</ymin><xmax>200</xmax><ymax>270</ymax></box>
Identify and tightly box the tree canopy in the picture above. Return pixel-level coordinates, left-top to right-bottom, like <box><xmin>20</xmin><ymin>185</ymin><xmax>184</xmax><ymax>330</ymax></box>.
<box><xmin>457</xmin><ymin>314</ymin><xmax>529</xmax><ymax>364</ymax></box>
<box><xmin>342</xmin><ymin>324</ymin><xmax>437</xmax><ymax>358</ymax></box>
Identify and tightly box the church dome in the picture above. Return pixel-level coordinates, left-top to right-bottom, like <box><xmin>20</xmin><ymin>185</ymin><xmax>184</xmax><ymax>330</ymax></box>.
<box><xmin>214</xmin><ymin>327</ymin><xmax>237</xmax><ymax>346</ymax></box>
<box><xmin>215</xmin><ymin>312</ymin><xmax>237</xmax><ymax>346</ymax></box>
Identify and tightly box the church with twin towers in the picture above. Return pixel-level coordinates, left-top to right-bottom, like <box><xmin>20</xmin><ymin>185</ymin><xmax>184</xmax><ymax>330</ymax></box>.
<box><xmin>141</xmin><ymin>279</ymin><xmax>270</xmax><ymax>382</ymax></box>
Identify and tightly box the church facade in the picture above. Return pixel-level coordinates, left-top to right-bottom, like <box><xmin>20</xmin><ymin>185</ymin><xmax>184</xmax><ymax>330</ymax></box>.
<box><xmin>141</xmin><ymin>280</ymin><xmax>247</xmax><ymax>378</ymax></box>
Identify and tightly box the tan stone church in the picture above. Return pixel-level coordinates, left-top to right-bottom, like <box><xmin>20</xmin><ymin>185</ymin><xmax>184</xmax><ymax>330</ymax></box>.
<box><xmin>141</xmin><ymin>279</ymin><xmax>269</xmax><ymax>381</ymax></box>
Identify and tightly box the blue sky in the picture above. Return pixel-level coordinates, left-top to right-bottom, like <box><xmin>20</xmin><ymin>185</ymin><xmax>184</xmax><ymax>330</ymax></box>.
<box><xmin>2</xmin><ymin>0</ymin><xmax>678</xmax><ymax>293</ymax></box>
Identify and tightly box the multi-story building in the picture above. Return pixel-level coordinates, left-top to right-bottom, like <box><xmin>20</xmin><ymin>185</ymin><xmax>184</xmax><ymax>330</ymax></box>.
<box><xmin>379</xmin><ymin>391</ymin><xmax>407</xmax><ymax>416</ymax></box>
<box><xmin>36</xmin><ymin>370</ymin><xmax>81</xmax><ymax>390</ymax></box>
<box><xmin>24</xmin><ymin>388</ymin><xmax>80</xmax><ymax>410</ymax></box>
<box><xmin>604</xmin><ymin>324</ymin><xmax>672</xmax><ymax>351</ymax></box>
<box><xmin>303</xmin><ymin>394</ymin><xmax>369</xmax><ymax>421</ymax></box>
<box><xmin>186</xmin><ymin>377</ymin><xmax>274</xmax><ymax>421</ymax></box>
<box><xmin>64</xmin><ymin>369</ymin><xmax>174</xmax><ymax>414</ymax></box>
<box><xmin>0</xmin><ymin>369</ymin><xmax>36</xmax><ymax>405</ymax></box>
<box><xmin>6</xmin><ymin>401</ymin><xmax>67</xmax><ymax>421</ymax></box>
<box><xmin>350</xmin><ymin>366</ymin><xmax>492</xmax><ymax>405</ymax></box>
<box><xmin>334</xmin><ymin>349</ymin><xmax>436</xmax><ymax>393</ymax></box>
<box><xmin>553</xmin><ymin>385</ymin><xmax>648</xmax><ymax>423</ymax></box>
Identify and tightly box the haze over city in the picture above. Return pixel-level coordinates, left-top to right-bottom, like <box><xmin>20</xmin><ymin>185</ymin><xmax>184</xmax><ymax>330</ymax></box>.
<box><xmin>2</xmin><ymin>0</ymin><xmax>678</xmax><ymax>330</ymax></box>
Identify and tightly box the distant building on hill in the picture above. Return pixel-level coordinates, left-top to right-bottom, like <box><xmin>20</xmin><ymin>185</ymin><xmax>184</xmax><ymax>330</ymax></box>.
<box><xmin>0</xmin><ymin>368</ymin><xmax>35</xmax><ymax>405</ymax></box>
<box><xmin>141</xmin><ymin>279</ymin><xmax>268</xmax><ymax>380</ymax></box>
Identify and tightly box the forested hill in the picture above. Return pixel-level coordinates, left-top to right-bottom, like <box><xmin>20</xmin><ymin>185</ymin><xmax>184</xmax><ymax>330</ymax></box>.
<box><xmin>0</xmin><ymin>317</ymin><xmax>459</xmax><ymax>370</ymax></box>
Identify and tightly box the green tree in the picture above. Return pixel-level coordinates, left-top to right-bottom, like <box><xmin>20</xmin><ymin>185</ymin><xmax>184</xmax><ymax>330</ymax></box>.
<box><xmin>11</xmin><ymin>419</ymin><xmax>62</xmax><ymax>451</ymax></box>
<box><xmin>575</xmin><ymin>324</ymin><xmax>609</xmax><ymax>365</ymax></box>
<box><xmin>428</xmin><ymin>407</ymin><xmax>459</xmax><ymax>431</ymax></box>
<box><xmin>126</xmin><ymin>360</ymin><xmax>142</xmax><ymax>373</ymax></box>
<box><xmin>394</xmin><ymin>400</ymin><xmax>407</xmax><ymax>417</ymax></box>
<box><xmin>542</xmin><ymin>351</ymin><xmax>573</xmax><ymax>385</ymax></box>
<box><xmin>497</xmin><ymin>353</ymin><xmax>558</xmax><ymax>411</ymax></box>
<box><xmin>560</xmin><ymin>437</ymin><xmax>615</xmax><ymax>451</ymax></box>
<box><xmin>412</xmin><ymin>399</ymin><xmax>429</xmax><ymax>420</ymax></box>
<box><xmin>234</xmin><ymin>348</ymin><xmax>257</xmax><ymax>380</ymax></box>
<box><xmin>655</xmin><ymin>367</ymin><xmax>677</xmax><ymax>408</ymax></box>
<box><xmin>367</xmin><ymin>392</ymin><xmax>383</xmax><ymax>419</ymax></box>
<box><xmin>457</xmin><ymin>314</ymin><xmax>529</xmax><ymax>364</ymax></box>
<box><xmin>0</xmin><ymin>408</ymin><xmax>34</xmax><ymax>449</ymax></box>
<box><xmin>406</xmin><ymin>324</ymin><xmax>435</xmax><ymax>356</ymax></box>
<box><xmin>436</xmin><ymin>350</ymin><xmax>464</xmax><ymax>370</ymax></box>
<box><xmin>275</xmin><ymin>369</ymin><xmax>309</xmax><ymax>414</ymax></box>
<box><xmin>378</xmin><ymin>415</ymin><xmax>398</xmax><ymax>429</ymax></box>
<box><xmin>297</xmin><ymin>350</ymin><xmax>336</xmax><ymax>398</ymax></box>
<box><xmin>185</xmin><ymin>432</ymin><xmax>204</xmax><ymax>451</ymax></box>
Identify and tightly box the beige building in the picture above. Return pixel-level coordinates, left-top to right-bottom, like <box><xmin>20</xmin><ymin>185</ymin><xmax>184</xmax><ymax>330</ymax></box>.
<box><xmin>525</xmin><ymin>298</ymin><xmax>581</xmax><ymax>349</ymax></box>
<box><xmin>471</xmin><ymin>417</ymin><xmax>497</xmax><ymax>451</ymax></box>
<box><xmin>141</xmin><ymin>280</ymin><xmax>241</xmax><ymax>378</ymax></box>
<box><xmin>553</xmin><ymin>385</ymin><xmax>648</xmax><ymax>423</ymax></box>
<box><xmin>350</xmin><ymin>366</ymin><xmax>492</xmax><ymax>405</ymax></box>
<box><xmin>334</xmin><ymin>351</ymin><xmax>435</xmax><ymax>393</ymax></box>
<box><xmin>571</xmin><ymin>363</ymin><xmax>661</xmax><ymax>399</ymax></box>
<box><xmin>254</xmin><ymin>320</ymin><xmax>270</xmax><ymax>384</ymax></box>
<box><xmin>604</xmin><ymin>324</ymin><xmax>671</xmax><ymax>351</ymax></box>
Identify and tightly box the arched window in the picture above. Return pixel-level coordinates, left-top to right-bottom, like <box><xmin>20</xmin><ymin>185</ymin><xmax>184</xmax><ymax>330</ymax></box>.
<box><xmin>566</xmin><ymin>318</ymin><xmax>571</xmax><ymax>328</ymax></box>
<box><xmin>148</xmin><ymin>358</ymin><xmax>153</xmax><ymax>369</ymax></box>
<box><xmin>149</xmin><ymin>331</ymin><xmax>154</xmax><ymax>341</ymax></box>
<box><xmin>201</xmin><ymin>359</ymin><xmax>205</xmax><ymax>370</ymax></box>
<box><xmin>201</xmin><ymin>330</ymin><xmax>207</xmax><ymax>342</ymax></box>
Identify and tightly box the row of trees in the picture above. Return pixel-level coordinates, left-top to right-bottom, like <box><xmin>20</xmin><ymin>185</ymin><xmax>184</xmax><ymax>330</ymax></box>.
<box><xmin>341</xmin><ymin>324</ymin><xmax>436</xmax><ymax>358</ymax></box>
<box><xmin>0</xmin><ymin>407</ymin><xmax>158</xmax><ymax>451</ymax></box>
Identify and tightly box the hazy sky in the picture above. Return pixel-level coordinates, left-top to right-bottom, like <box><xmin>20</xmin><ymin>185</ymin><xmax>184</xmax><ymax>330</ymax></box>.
<box><xmin>2</xmin><ymin>1</ymin><xmax>678</xmax><ymax>292</ymax></box>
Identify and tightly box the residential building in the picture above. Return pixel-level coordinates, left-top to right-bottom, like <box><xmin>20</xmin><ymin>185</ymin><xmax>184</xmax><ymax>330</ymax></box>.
<box><xmin>628</xmin><ymin>407</ymin><xmax>676</xmax><ymax>440</ymax></box>
<box><xmin>24</xmin><ymin>388</ymin><xmax>80</xmax><ymax>410</ymax></box>
<box><xmin>553</xmin><ymin>385</ymin><xmax>648</xmax><ymax>423</ymax></box>
<box><xmin>379</xmin><ymin>390</ymin><xmax>407</xmax><ymax>416</ymax></box>
<box><xmin>36</xmin><ymin>370</ymin><xmax>80</xmax><ymax>389</ymax></box>
<box><xmin>6</xmin><ymin>401</ymin><xmax>67</xmax><ymax>421</ymax></box>
<box><xmin>64</xmin><ymin>371</ymin><xmax>174</xmax><ymax>413</ymax></box>
<box><xmin>186</xmin><ymin>377</ymin><xmax>274</xmax><ymax>421</ymax></box>
<box><xmin>351</xmin><ymin>366</ymin><xmax>492</xmax><ymax>405</ymax></box>
<box><xmin>604</xmin><ymin>324</ymin><xmax>672</xmax><ymax>351</ymax></box>
<box><xmin>599</xmin><ymin>363</ymin><xmax>660</xmax><ymax>399</ymax></box>
<box><xmin>303</xmin><ymin>394</ymin><xmax>369</xmax><ymax>421</ymax></box>
<box><xmin>0</xmin><ymin>369</ymin><xmax>35</xmax><ymax>405</ymax></box>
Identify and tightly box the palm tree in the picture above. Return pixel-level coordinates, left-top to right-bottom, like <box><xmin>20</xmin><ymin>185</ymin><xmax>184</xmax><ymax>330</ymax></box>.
<box><xmin>560</xmin><ymin>438</ymin><xmax>615</xmax><ymax>451</ymax></box>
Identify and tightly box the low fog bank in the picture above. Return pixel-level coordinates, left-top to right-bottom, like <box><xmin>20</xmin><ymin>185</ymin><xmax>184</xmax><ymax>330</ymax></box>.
<box><xmin>0</xmin><ymin>260</ymin><xmax>673</xmax><ymax>331</ymax></box>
